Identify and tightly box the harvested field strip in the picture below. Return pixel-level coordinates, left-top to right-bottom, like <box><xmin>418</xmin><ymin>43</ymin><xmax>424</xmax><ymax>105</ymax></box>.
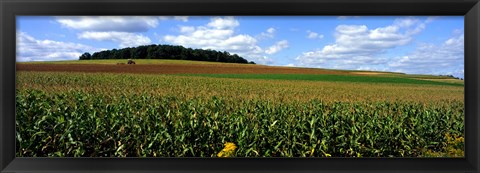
<box><xmin>179</xmin><ymin>74</ymin><xmax>464</xmax><ymax>87</ymax></box>
<box><xmin>18</xmin><ymin>59</ymin><xmax>250</xmax><ymax>65</ymax></box>
<box><xmin>16</xmin><ymin>64</ymin><xmax>352</xmax><ymax>75</ymax></box>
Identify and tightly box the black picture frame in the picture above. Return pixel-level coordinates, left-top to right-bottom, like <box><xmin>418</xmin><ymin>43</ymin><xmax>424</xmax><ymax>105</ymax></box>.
<box><xmin>1</xmin><ymin>0</ymin><xmax>479</xmax><ymax>172</ymax></box>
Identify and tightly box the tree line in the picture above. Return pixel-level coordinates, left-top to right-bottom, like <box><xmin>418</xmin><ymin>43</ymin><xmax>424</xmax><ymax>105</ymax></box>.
<box><xmin>79</xmin><ymin>44</ymin><xmax>255</xmax><ymax>64</ymax></box>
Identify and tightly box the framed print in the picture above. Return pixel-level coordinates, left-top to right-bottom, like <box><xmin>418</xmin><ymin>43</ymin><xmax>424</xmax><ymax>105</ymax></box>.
<box><xmin>1</xmin><ymin>0</ymin><xmax>479</xmax><ymax>172</ymax></box>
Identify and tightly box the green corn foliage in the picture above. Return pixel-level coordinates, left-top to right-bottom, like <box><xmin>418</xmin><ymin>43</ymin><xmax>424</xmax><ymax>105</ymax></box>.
<box><xmin>15</xmin><ymin>72</ymin><xmax>464</xmax><ymax>157</ymax></box>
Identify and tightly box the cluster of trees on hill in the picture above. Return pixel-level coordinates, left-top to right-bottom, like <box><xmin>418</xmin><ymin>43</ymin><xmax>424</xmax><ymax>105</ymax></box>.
<box><xmin>439</xmin><ymin>74</ymin><xmax>463</xmax><ymax>80</ymax></box>
<box><xmin>79</xmin><ymin>44</ymin><xmax>255</xmax><ymax>64</ymax></box>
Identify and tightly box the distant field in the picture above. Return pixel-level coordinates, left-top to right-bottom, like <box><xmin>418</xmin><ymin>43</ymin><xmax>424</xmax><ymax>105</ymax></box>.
<box><xmin>16</xmin><ymin>71</ymin><xmax>464</xmax><ymax>103</ymax></box>
<box><xmin>416</xmin><ymin>78</ymin><xmax>465</xmax><ymax>85</ymax></box>
<box><xmin>16</xmin><ymin>62</ymin><xmax>353</xmax><ymax>75</ymax></box>
<box><xmin>16</xmin><ymin>59</ymin><xmax>464</xmax><ymax>83</ymax></box>
<box><xmin>15</xmin><ymin>59</ymin><xmax>464</xmax><ymax>158</ymax></box>
<box><xmin>179</xmin><ymin>74</ymin><xmax>464</xmax><ymax>86</ymax></box>
<box><xmin>18</xmin><ymin>59</ymin><xmax>234</xmax><ymax>65</ymax></box>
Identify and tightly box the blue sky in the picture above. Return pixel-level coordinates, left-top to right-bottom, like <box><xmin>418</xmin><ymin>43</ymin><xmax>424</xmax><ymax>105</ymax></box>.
<box><xmin>17</xmin><ymin>16</ymin><xmax>464</xmax><ymax>78</ymax></box>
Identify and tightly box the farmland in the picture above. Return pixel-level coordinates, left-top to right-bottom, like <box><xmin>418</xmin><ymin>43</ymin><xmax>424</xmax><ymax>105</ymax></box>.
<box><xmin>15</xmin><ymin>60</ymin><xmax>464</xmax><ymax>157</ymax></box>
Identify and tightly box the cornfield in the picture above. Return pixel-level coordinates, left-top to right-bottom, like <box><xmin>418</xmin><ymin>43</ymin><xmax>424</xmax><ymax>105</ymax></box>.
<box><xmin>15</xmin><ymin>71</ymin><xmax>464</xmax><ymax>157</ymax></box>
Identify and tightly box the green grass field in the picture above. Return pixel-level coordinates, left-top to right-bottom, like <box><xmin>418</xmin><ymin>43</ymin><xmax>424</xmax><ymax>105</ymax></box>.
<box><xmin>15</xmin><ymin>60</ymin><xmax>465</xmax><ymax>157</ymax></box>
<box><xmin>178</xmin><ymin>74</ymin><xmax>464</xmax><ymax>86</ymax></box>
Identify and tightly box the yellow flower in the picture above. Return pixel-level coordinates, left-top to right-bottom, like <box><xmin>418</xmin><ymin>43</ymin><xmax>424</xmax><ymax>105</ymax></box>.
<box><xmin>217</xmin><ymin>142</ymin><xmax>237</xmax><ymax>157</ymax></box>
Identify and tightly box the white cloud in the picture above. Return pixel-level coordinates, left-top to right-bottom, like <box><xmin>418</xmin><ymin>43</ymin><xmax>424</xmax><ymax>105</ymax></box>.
<box><xmin>258</xmin><ymin>27</ymin><xmax>276</xmax><ymax>39</ymax></box>
<box><xmin>306</xmin><ymin>30</ymin><xmax>324</xmax><ymax>39</ymax></box>
<box><xmin>174</xmin><ymin>16</ymin><xmax>189</xmax><ymax>22</ymax></box>
<box><xmin>57</xmin><ymin>16</ymin><xmax>190</xmax><ymax>32</ymax></box>
<box><xmin>295</xmin><ymin>17</ymin><xmax>430</xmax><ymax>70</ymax></box>
<box><xmin>56</xmin><ymin>16</ymin><xmax>160</xmax><ymax>32</ymax></box>
<box><xmin>267</xmin><ymin>28</ymin><xmax>275</xmax><ymax>33</ymax></box>
<box><xmin>78</xmin><ymin>31</ymin><xmax>151</xmax><ymax>48</ymax></box>
<box><xmin>56</xmin><ymin>16</ymin><xmax>156</xmax><ymax>48</ymax></box>
<box><xmin>393</xmin><ymin>17</ymin><xmax>419</xmax><ymax>28</ymax></box>
<box><xmin>17</xmin><ymin>32</ymin><xmax>100</xmax><ymax>62</ymax></box>
<box><xmin>179</xmin><ymin>26</ymin><xmax>195</xmax><ymax>33</ymax></box>
<box><xmin>56</xmin><ymin>16</ymin><xmax>190</xmax><ymax>48</ymax></box>
<box><xmin>336</xmin><ymin>25</ymin><xmax>369</xmax><ymax>35</ymax></box>
<box><xmin>265</xmin><ymin>40</ymin><xmax>288</xmax><ymax>54</ymax></box>
<box><xmin>158</xmin><ymin>16</ymin><xmax>189</xmax><ymax>22</ymax></box>
<box><xmin>294</xmin><ymin>23</ymin><xmax>464</xmax><ymax>78</ymax></box>
<box><xmin>163</xmin><ymin>16</ymin><xmax>274</xmax><ymax>64</ymax></box>
<box><xmin>388</xmin><ymin>32</ymin><xmax>464</xmax><ymax>78</ymax></box>
<box><xmin>207</xmin><ymin>16</ymin><xmax>239</xmax><ymax>29</ymax></box>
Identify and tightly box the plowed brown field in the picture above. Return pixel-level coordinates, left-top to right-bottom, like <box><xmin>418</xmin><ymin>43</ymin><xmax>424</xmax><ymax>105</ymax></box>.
<box><xmin>16</xmin><ymin>64</ymin><xmax>352</xmax><ymax>75</ymax></box>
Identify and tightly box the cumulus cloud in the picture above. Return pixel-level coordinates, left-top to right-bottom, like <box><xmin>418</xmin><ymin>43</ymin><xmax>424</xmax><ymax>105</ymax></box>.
<box><xmin>295</xmin><ymin>17</ymin><xmax>431</xmax><ymax>70</ymax></box>
<box><xmin>56</xmin><ymin>16</ymin><xmax>160</xmax><ymax>32</ymax></box>
<box><xmin>388</xmin><ymin>32</ymin><xmax>464</xmax><ymax>78</ymax></box>
<box><xmin>17</xmin><ymin>32</ymin><xmax>100</xmax><ymax>62</ymax></box>
<box><xmin>207</xmin><ymin>16</ymin><xmax>239</xmax><ymax>29</ymax></box>
<box><xmin>257</xmin><ymin>27</ymin><xmax>276</xmax><ymax>39</ymax></box>
<box><xmin>57</xmin><ymin>16</ymin><xmax>189</xmax><ymax>32</ymax></box>
<box><xmin>163</xmin><ymin>16</ymin><xmax>275</xmax><ymax>64</ymax></box>
<box><xmin>306</xmin><ymin>30</ymin><xmax>324</xmax><ymax>39</ymax></box>
<box><xmin>294</xmin><ymin>16</ymin><xmax>463</xmax><ymax>78</ymax></box>
<box><xmin>158</xmin><ymin>16</ymin><xmax>189</xmax><ymax>22</ymax></box>
<box><xmin>267</xmin><ymin>28</ymin><xmax>275</xmax><ymax>34</ymax></box>
<box><xmin>78</xmin><ymin>31</ymin><xmax>151</xmax><ymax>48</ymax></box>
<box><xmin>56</xmin><ymin>16</ymin><xmax>188</xmax><ymax>48</ymax></box>
<box><xmin>265</xmin><ymin>40</ymin><xmax>288</xmax><ymax>54</ymax></box>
